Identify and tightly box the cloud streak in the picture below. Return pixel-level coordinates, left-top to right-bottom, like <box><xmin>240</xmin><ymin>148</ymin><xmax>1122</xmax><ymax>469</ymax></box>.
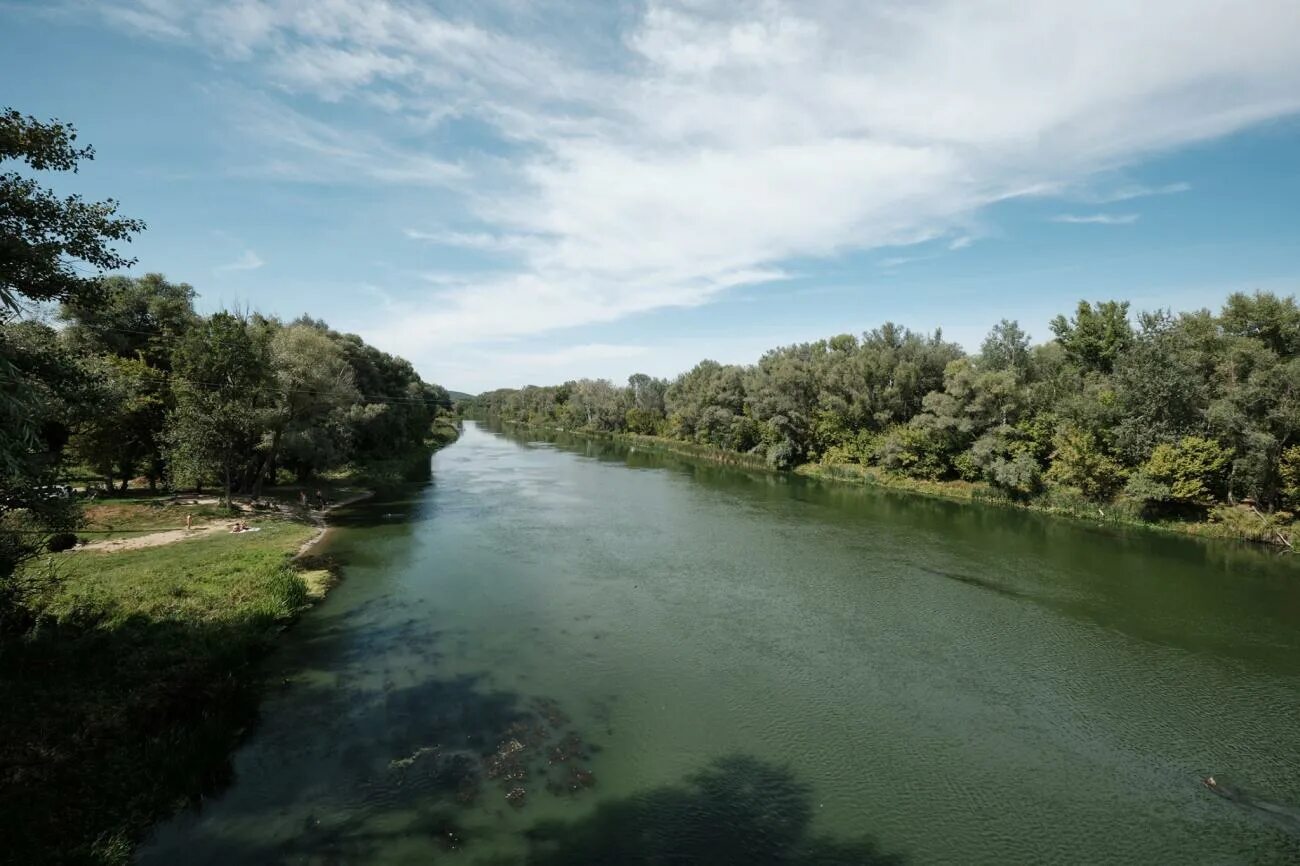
<box><xmin>1051</xmin><ymin>213</ymin><xmax>1141</xmax><ymax>225</ymax></box>
<box><xmin>215</xmin><ymin>249</ymin><xmax>266</xmax><ymax>271</ymax></box>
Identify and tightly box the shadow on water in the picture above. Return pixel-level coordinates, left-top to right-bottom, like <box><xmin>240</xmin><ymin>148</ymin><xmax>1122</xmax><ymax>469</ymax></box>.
<box><xmin>138</xmin><ymin>601</ymin><xmax>614</xmax><ymax>865</ymax></box>
<box><xmin>131</xmin><ymin>580</ymin><xmax>906</xmax><ymax>866</ymax></box>
<box><xmin>522</xmin><ymin>754</ymin><xmax>905</xmax><ymax>866</ymax></box>
<box><xmin>1207</xmin><ymin>778</ymin><xmax>1300</xmax><ymax>839</ymax></box>
<box><xmin>913</xmin><ymin>565</ymin><xmax>1028</xmax><ymax>600</ymax></box>
<box><xmin>326</xmin><ymin>484</ymin><xmax>435</xmax><ymax>530</ymax></box>
<box><xmin>0</xmin><ymin>613</ymin><xmax>291</xmax><ymax>866</ymax></box>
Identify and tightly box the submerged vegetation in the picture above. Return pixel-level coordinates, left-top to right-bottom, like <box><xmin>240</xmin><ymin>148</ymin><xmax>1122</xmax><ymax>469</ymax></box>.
<box><xmin>468</xmin><ymin>295</ymin><xmax>1300</xmax><ymax>548</ymax></box>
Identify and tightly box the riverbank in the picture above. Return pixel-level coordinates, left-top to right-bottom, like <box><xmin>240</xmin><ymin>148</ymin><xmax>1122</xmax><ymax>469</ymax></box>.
<box><xmin>493</xmin><ymin>419</ymin><xmax>1297</xmax><ymax>552</ymax></box>
<box><xmin>0</xmin><ymin>430</ymin><xmax>461</xmax><ymax>866</ymax></box>
<box><xmin>0</xmin><ymin>510</ymin><xmax>320</xmax><ymax>866</ymax></box>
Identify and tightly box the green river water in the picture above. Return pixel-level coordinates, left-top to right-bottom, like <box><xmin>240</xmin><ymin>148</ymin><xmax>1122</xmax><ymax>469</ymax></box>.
<box><xmin>139</xmin><ymin>420</ymin><xmax>1300</xmax><ymax>864</ymax></box>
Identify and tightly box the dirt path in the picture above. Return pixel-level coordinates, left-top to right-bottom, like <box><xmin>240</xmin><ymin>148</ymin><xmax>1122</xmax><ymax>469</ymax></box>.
<box><xmin>76</xmin><ymin>491</ymin><xmax>373</xmax><ymax>554</ymax></box>
<box><xmin>78</xmin><ymin>526</ymin><xmax>220</xmax><ymax>552</ymax></box>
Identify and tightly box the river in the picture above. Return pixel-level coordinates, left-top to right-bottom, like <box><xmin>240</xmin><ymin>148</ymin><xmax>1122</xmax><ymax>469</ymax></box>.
<box><xmin>140</xmin><ymin>420</ymin><xmax>1300</xmax><ymax>864</ymax></box>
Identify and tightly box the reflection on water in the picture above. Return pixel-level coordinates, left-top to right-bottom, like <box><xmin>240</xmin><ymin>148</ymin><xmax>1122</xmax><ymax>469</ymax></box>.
<box><xmin>140</xmin><ymin>421</ymin><xmax>1300</xmax><ymax>864</ymax></box>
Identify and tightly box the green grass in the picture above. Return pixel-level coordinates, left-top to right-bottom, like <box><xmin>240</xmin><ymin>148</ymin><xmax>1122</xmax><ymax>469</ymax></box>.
<box><xmin>0</xmin><ymin>516</ymin><xmax>318</xmax><ymax>866</ymax></box>
<box><xmin>79</xmin><ymin>500</ymin><xmax>231</xmax><ymax>539</ymax></box>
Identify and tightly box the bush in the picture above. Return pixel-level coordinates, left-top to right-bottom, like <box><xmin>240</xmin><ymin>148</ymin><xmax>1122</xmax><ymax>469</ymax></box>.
<box><xmin>875</xmin><ymin>424</ymin><xmax>951</xmax><ymax>480</ymax></box>
<box><xmin>46</xmin><ymin>532</ymin><xmax>79</xmax><ymax>553</ymax></box>
<box><xmin>988</xmin><ymin>453</ymin><xmax>1043</xmax><ymax>498</ymax></box>
<box><xmin>1141</xmin><ymin>436</ymin><xmax>1230</xmax><ymax>503</ymax></box>
<box><xmin>1046</xmin><ymin>425</ymin><xmax>1127</xmax><ymax>500</ymax></box>
<box><xmin>1280</xmin><ymin>444</ymin><xmax>1300</xmax><ymax>509</ymax></box>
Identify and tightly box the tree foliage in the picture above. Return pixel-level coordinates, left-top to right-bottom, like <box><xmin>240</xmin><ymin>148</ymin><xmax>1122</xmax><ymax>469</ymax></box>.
<box><xmin>1</xmin><ymin>108</ymin><xmax>145</xmax><ymax>597</ymax></box>
<box><xmin>468</xmin><ymin>293</ymin><xmax>1300</xmax><ymax>532</ymax></box>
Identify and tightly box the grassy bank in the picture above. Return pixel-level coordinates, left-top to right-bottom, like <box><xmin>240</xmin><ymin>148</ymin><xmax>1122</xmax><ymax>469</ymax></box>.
<box><xmin>493</xmin><ymin>419</ymin><xmax>1296</xmax><ymax>551</ymax></box>
<box><xmin>0</xmin><ymin>514</ymin><xmax>325</xmax><ymax>866</ymax></box>
<box><xmin>0</xmin><ymin>424</ymin><xmax>462</xmax><ymax>865</ymax></box>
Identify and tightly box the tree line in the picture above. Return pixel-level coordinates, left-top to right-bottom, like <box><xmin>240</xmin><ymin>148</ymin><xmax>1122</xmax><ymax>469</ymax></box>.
<box><xmin>1</xmin><ymin>108</ymin><xmax>450</xmax><ymax>617</ymax></box>
<box><xmin>467</xmin><ymin>295</ymin><xmax>1300</xmax><ymax>534</ymax></box>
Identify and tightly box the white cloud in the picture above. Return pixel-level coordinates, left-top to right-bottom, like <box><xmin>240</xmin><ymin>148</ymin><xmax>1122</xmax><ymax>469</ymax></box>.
<box><xmin>88</xmin><ymin>0</ymin><xmax>1300</xmax><ymax>367</ymax></box>
<box><xmin>403</xmin><ymin>229</ymin><xmax>539</xmax><ymax>254</ymax></box>
<box><xmin>215</xmin><ymin>249</ymin><xmax>265</xmax><ymax>271</ymax></box>
<box><xmin>1051</xmin><ymin>213</ymin><xmax>1141</xmax><ymax>225</ymax></box>
<box><xmin>223</xmin><ymin>91</ymin><xmax>466</xmax><ymax>186</ymax></box>
<box><xmin>1081</xmin><ymin>181</ymin><xmax>1192</xmax><ymax>203</ymax></box>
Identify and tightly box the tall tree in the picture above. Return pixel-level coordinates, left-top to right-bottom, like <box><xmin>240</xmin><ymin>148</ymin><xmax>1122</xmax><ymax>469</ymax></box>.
<box><xmin>164</xmin><ymin>313</ymin><xmax>271</xmax><ymax>505</ymax></box>
<box><xmin>0</xmin><ymin>108</ymin><xmax>143</xmax><ymax>610</ymax></box>
<box><xmin>1050</xmin><ymin>300</ymin><xmax>1133</xmax><ymax>374</ymax></box>
<box><xmin>252</xmin><ymin>323</ymin><xmax>358</xmax><ymax>495</ymax></box>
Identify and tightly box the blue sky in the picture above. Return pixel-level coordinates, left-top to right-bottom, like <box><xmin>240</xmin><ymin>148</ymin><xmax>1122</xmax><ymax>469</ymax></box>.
<box><xmin>4</xmin><ymin>0</ymin><xmax>1300</xmax><ymax>393</ymax></box>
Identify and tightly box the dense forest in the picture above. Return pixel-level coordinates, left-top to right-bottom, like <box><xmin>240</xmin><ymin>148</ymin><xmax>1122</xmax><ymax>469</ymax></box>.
<box><xmin>468</xmin><ymin>295</ymin><xmax>1300</xmax><ymax>543</ymax></box>
<box><xmin>1</xmin><ymin>109</ymin><xmax>451</xmax><ymax>622</ymax></box>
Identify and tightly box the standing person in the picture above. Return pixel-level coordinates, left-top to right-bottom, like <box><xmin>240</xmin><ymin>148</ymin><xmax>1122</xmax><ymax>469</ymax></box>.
<box><xmin>185</xmin><ymin>513</ymin><xmax>193</xmax><ymax>532</ymax></box>
<box><xmin>299</xmin><ymin>490</ymin><xmax>307</xmax><ymax>508</ymax></box>
<box><xmin>316</xmin><ymin>489</ymin><xmax>326</xmax><ymax>510</ymax></box>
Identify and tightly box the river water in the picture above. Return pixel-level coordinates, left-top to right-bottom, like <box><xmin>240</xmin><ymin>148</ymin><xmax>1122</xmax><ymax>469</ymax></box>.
<box><xmin>140</xmin><ymin>420</ymin><xmax>1300</xmax><ymax>864</ymax></box>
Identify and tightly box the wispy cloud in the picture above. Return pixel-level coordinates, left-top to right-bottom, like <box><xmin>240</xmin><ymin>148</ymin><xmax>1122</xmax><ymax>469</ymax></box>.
<box><xmin>1051</xmin><ymin>213</ymin><xmax>1141</xmax><ymax>225</ymax></box>
<box><xmin>86</xmin><ymin>0</ymin><xmax>1300</xmax><ymax>358</ymax></box>
<box><xmin>403</xmin><ymin>229</ymin><xmax>539</xmax><ymax>254</ymax></box>
<box><xmin>1082</xmin><ymin>181</ymin><xmax>1192</xmax><ymax>203</ymax></box>
<box><xmin>215</xmin><ymin>249</ymin><xmax>265</xmax><ymax>271</ymax></box>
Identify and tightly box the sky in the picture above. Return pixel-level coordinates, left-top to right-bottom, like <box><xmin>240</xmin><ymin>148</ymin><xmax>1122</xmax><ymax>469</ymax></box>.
<box><xmin>3</xmin><ymin>0</ymin><xmax>1300</xmax><ymax>394</ymax></box>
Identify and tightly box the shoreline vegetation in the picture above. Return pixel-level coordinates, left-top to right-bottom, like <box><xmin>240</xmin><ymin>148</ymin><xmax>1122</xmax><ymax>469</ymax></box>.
<box><xmin>2</xmin><ymin>103</ymin><xmax>466</xmax><ymax>866</ymax></box>
<box><xmin>491</xmin><ymin>418</ymin><xmax>1296</xmax><ymax>549</ymax></box>
<box><xmin>0</xmin><ymin>430</ymin><xmax>458</xmax><ymax>866</ymax></box>
<box><xmin>465</xmin><ymin>291</ymin><xmax>1300</xmax><ymax>554</ymax></box>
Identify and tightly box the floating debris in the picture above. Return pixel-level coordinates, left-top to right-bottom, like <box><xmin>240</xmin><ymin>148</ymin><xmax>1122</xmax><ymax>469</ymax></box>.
<box><xmin>388</xmin><ymin>746</ymin><xmax>438</xmax><ymax>770</ymax></box>
<box><xmin>505</xmin><ymin>786</ymin><xmax>527</xmax><ymax>807</ymax></box>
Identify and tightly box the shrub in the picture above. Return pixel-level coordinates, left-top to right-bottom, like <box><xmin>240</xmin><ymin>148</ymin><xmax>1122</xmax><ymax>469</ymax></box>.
<box><xmin>1142</xmin><ymin>436</ymin><xmax>1230</xmax><ymax>503</ymax></box>
<box><xmin>1046</xmin><ymin>425</ymin><xmax>1127</xmax><ymax>500</ymax></box>
<box><xmin>988</xmin><ymin>452</ymin><xmax>1043</xmax><ymax>498</ymax></box>
<box><xmin>875</xmin><ymin>424</ymin><xmax>950</xmax><ymax>480</ymax></box>
<box><xmin>46</xmin><ymin>532</ymin><xmax>79</xmax><ymax>553</ymax></box>
<box><xmin>1280</xmin><ymin>444</ymin><xmax>1300</xmax><ymax>509</ymax></box>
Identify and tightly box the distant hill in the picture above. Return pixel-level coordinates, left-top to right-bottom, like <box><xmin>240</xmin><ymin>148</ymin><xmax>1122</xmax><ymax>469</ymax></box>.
<box><xmin>447</xmin><ymin>391</ymin><xmax>476</xmax><ymax>402</ymax></box>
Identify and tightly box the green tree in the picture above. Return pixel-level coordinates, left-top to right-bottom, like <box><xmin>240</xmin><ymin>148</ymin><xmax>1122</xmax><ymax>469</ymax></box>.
<box><xmin>1045</xmin><ymin>425</ymin><xmax>1127</xmax><ymax>499</ymax></box>
<box><xmin>60</xmin><ymin>273</ymin><xmax>196</xmax><ymax>367</ymax></box>
<box><xmin>1129</xmin><ymin>435</ymin><xmax>1231</xmax><ymax>506</ymax></box>
<box><xmin>1280</xmin><ymin>445</ymin><xmax>1300</xmax><ymax>509</ymax></box>
<box><xmin>67</xmin><ymin>355</ymin><xmax>168</xmax><ymax>491</ymax></box>
<box><xmin>980</xmin><ymin>319</ymin><xmax>1031</xmax><ymax>381</ymax></box>
<box><xmin>1</xmin><ymin>108</ymin><xmax>143</xmax><ymax>610</ymax></box>
<box><xmin>252</xmin><ymin>323</ymin><xmax>358</xmax><ymax>495</ymax></box>
<box><xmin>164</xmin><ymin>313</ymin><xmax>271</xmax><ymax>505</ymax></box>
<box><xmin>1050</xmin><ymin>300</ymin><xmax>1133</xmax><ymax>373</ymax></box>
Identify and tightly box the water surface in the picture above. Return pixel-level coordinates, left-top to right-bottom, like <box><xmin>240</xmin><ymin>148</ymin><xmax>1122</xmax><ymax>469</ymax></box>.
<box><xmin>141</xmin><ymin>421</ymin><xmax>1300</xmax><ymax>864</ymax></box>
